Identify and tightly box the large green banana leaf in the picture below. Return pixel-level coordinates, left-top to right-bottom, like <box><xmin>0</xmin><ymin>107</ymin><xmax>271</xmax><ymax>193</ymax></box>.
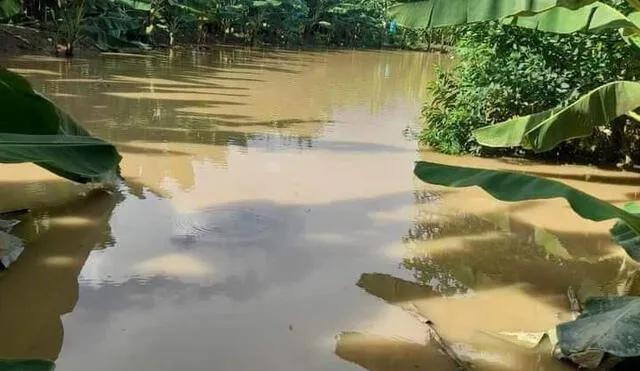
<box><xmin>0</xmin><ymin>360</ymin><xmax>55</xmax><ymax>371</ymax></box>
<box><xmin>473</xmin><ymin>81</ymin><xmax>640</xmax><ymax>152</ymax></box>
<box><xmin>389</xmin><ymin>0</ymin><xmax>614</xmax><ymax>30</ymax></box>
<box><xmin>0</xmin><ymin>0</ymin><xmax>20</xmax><ymax>19</ymax></box>
<box><xmin>610</xmin><ymin>202</ymin><xmax>640</xmax><ymax>262</ymax></box>
<box><xmin>502</xmin><ymin>3</ymin><xmax>639</xmax><ymax>33</ymax></box>
<box><xmin>628</xmin><ymin>0</ymin><xmax>640</xmax><ymax>11</ymax></box>
<box><xmin>0</xmin><ymin>67</ymin><xmax>121</xmax><ymax>184</ymax></box>
<box><xmin>413</xmin><ymin>161</ymin><xmax>640</xmax><ymax>236</ymax></box>
<box><xmin>620</xmin><ymin>11</ymin><xmax>640</xmax><ymax>48</ymax></box>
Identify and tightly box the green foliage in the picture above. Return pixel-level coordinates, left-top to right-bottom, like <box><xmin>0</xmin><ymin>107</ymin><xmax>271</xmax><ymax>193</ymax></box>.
<box><xmin>610</xmin><ymin>202</ymin><xmax>640</xmax><ymax>261</ymax></box>
<box><xmin>0</xmin><ymin>67</ymin><xmax>122</xmax><ymax>183</ymax></box>
<box><xmin>0</xmin><ymin>0</ymin><xmax>20</xmax><ymax>19</ymax></box>
<box><xmin>0</xmin><ymin>360</ymin><xmax>55</xmax><ymax>371</ymax></box>
<box><xmin>3</xmin><ymin>0</ymin><xmax>433</xmax><ymax>49</ymax></box>
<box><xmin>406</xmin><ymin>0</ymin><xmax>640</xmax><ymax>367</ymax></box>
<box><xmin>420</xmin><ymin>20</ymin><xmax>640</xmax><ymax>157</ymax></box>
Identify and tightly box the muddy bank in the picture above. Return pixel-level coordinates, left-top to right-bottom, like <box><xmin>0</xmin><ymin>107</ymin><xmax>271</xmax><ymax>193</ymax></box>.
<box><xmin>0</xmin><ymin>24</ymin><xmax>53</xmax><ymax>56</ymax></box>
<box><xmin>0</xmin><ymin>23</ymin><xmax>444</xmax><ymax>61</ymax></box>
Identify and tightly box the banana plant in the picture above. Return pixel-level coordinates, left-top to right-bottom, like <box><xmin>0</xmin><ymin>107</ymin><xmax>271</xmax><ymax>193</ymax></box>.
<box><xmin>391</xmin><ymin>0</ymin><xmax>640</xmax><ymax>153</ymax></box>
<box><xmin>473</xmin><ymin>81</ymin><xmax>640</xmax><ymax>152</ymax></box>
<box><xmin>395</xmin><ymin>4</ymin><xmax>640</xmax><ymax>363</ymax></box>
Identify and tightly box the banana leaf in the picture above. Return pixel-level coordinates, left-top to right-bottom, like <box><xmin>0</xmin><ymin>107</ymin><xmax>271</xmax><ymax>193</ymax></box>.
<box><xmin>0</xmin><ymin>67</ymin><xmax>121</xmax><ymax>184</ymax></box>
<box><xmin>473</xmin><ymin>81</ymin><xmax>640</xmax><ymax>152</ymax></box>
<box><xmin>502</xmin><ymin>3</ymin><xmax>639</xmax><ymax>34</ymax></box>
<box><xmin>0</xmin><ymin>0</ymin><xmax>20</xmax><ymax>19</ymax></box>
<box><xmin>610</xmin><ymin>203</ymin><xmax>640</xmax><ymax>262</ymax></box>
<box><xmin>115</xmin><ymin>0</ymin><xmax>151</xmax><ymax>11</ymax></box>
<box><xmin>389</xmin><ymin>0</ymin><xmax>605</xmax><ymax>29</ymax></box>
<box><xmin>557</xmin><ymin>296</ymin><xmax>640</xmax><ymax>359</ymax></box>
<box><xmin>413</xmin><ymin>161</ymin><xmax>640</xmax><ymax>236</ymax></box>
<box><xmin>628</xmin><ymin>0</ymin><xmax>640</xmax><ymax>11</ymax></box>
<box><xmin>620</xmin><ymin>11</ymin><xmax>640</xmax><ymax>48</ymax></box>
<box><xmin>0</xmin><ymin>360</ymin><xmax>55</xmax><ymax>371</ymax></box>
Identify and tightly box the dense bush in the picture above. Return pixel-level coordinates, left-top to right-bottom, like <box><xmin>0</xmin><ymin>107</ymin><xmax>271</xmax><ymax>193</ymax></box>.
<box><xmin>420</xmin><ymin>0</ymin><xmax>640</xmax><ymax>163</ymax></box>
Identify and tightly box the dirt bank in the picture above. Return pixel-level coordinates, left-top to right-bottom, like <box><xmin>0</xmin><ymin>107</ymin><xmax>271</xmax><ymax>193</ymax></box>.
<box><xmin>0</xmin><ymin>24</ymin><xmax>54</xmax><ymax>56</ymax></box>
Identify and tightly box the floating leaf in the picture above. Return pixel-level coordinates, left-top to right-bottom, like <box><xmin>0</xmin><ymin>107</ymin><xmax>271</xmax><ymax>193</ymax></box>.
<box><xmin>535</xmin><ymin>227</ymin><xmax>574</xmax><ymax>260</ymax></box>
<box><xmin>492</xmin><ymin>330</ymin><xmax>560</xmax><ymax>349</ymax></box>
<box><xmin>557</xmin><ymin>296</ymin><xmax>640</xmax><ymax>360</ymax></box>
<box><xmin>496</xmin><ymin>331</ymin><xmax>548</xmax><ymax>348</ymax></box>
<box><xmin>0</xmin><ymin>219</ymin><xmax>19</xmax><ymax>232</ymax></box>
<box><xmin>0</xmin><ymin>230</ymin><xmax>23</xmax><ymax>270</ymax></box>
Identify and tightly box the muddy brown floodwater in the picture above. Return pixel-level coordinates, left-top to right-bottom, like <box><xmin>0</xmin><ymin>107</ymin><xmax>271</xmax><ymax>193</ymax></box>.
<box><xmin>1</xmin><ymin>48</ymin><xmax>640</xmax><ymax>371</ymax></box>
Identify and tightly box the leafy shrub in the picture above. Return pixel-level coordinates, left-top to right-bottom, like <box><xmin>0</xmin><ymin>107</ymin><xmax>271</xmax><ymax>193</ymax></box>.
<box><xmin>421</xmin><ymin>14</ymin><xmax>640</xmax><ymax>162</ymax></box>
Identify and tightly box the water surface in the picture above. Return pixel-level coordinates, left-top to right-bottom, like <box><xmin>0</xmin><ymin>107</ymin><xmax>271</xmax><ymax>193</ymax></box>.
<box><xmin>1</xmin><ymin>48</ymin><xmax>639</xmax><ymax>371</ymax></box>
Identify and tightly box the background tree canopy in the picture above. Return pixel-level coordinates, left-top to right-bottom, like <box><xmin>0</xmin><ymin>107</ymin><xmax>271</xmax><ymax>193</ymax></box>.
<box><xmin>0</xmin><ymin>0</ymin><xmax>460</xmax><ymax>50</ymax></box>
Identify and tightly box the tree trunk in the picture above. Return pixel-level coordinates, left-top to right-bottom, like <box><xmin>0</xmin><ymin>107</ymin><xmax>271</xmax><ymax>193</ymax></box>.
<box><xmin>609</xmin><ymin>118</ymin><xmax>627</xmax><ymax>166</ymax></box>
<box><xmin>65</xmin><ymin>43</ymin><xmax>73</xmax><ymax>57</ymax></box>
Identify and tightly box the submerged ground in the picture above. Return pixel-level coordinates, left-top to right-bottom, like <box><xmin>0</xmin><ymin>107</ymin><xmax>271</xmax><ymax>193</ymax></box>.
<box><xmin>0</xmin><ymin>48</ymin><xmax>639</xmax><ymax>371</ymax></box>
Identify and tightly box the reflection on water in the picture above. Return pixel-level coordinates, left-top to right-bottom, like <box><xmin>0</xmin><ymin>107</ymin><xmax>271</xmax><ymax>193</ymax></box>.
<box><xmin>0</xmin><ymin>189</ymin><xmax>119</xmax><ymax>360</ymax></box>
<box><xmin>400</xmin><ymin>192</ymin><xmax>633</xmax><ymax>300</ymax></box>
<box><xmin>1</xmin><ymin>48</ymin><xmax>639</xmax><ymax>371</ymax></box>
<box><xmin>339</xmin><ymin>158</ymin><xmax>640</xmax><ymax>371</ymax></box>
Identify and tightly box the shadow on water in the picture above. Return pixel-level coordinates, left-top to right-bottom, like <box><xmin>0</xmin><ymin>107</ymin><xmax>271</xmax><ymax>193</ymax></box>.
<box><xmin>335</xmin><ymin>331</ymin><xmax>462</xmax><ymax>371</ymax></box>
<box><xmin>106</xmin><ymin>125</ymin><xmax>256</xmax><ymax>147</ymax></box>
<box><xmin>115</xmin><ymin>143</ymin><xmax>193</xmax><ymax>156</ymax></box>
<box><xmin>520</xmin><ymin>170</ymin><xmax>640</xmax><ymax>187</ymax></box>
<box><xmin>184</xmin><ymin>75</ymin><xmax>266</xmax><ymax>83</ymax></box>
<box><xmin>200</xmin><ymin>118</ymin><xmax>331</xmax><ymax>128</ymax></box>
<box><xmin>23</xmin><ymin>190</ymin><xmax>420</xmax><ymax>370</ymax></box>
<box><xmin>0</xmin><ymin>189</ymin><xmax>414</xmax><ymax>363</ymax></box>
<box><xmin>0</xmin><ymin>188</ymin><xmax>121</xmax><ymax>361</ymax></box>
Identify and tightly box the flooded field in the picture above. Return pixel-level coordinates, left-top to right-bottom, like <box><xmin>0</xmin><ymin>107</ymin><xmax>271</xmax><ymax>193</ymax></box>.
<box><xmin>1</xmin><ymin>48</ymin><xmax>639</xmax><ymax>371</ymax></box>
